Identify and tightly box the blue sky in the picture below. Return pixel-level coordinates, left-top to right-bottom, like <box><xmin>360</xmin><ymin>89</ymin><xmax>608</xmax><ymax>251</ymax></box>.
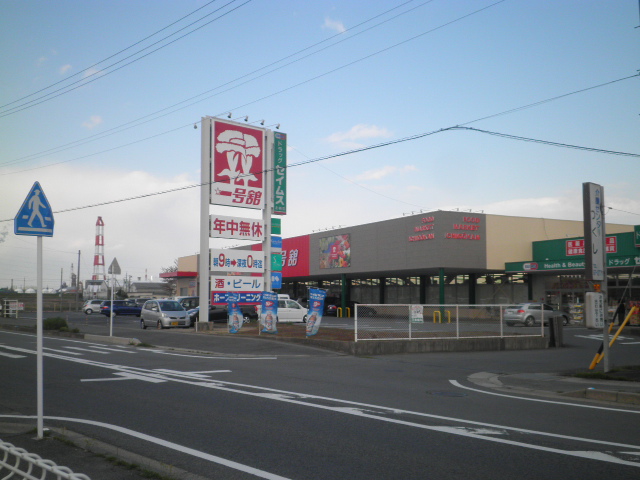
<box><xmin>0</xmin><ymin>0</ymin><xmax>638</xmax><ymax>289</ymax></box>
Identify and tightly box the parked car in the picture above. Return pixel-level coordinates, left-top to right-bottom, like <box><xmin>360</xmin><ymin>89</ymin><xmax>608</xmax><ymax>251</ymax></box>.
<box><xmin>82</xmin><ymin>299</ymin><xmax>103</xmax><ymax>315</ymax></box>
<box><xmin>100</xmin><ymin>300</ymin><xmax>142</xmax><ymax>317</ymax></box>
<box><xmin>131</xmin><ymin>298</ymin><xmax>150</xmax><ymax>307</ymax></box>
<box><xmin>187</xmin><ymin>304</ymin><xmax>257</xmax><ymax>324</ymax></box>
<box><xmin>140</xmin><ymin>299</ymin><xmax>190</xmax><ymax>329</ymax></box>
<box><xmin>177</xmin><ymin>296</ymin><xmax>200</xmax><ymax>310</ymax></box>
<box><xmin>503</xmin><ymin>303</ymin><xmax>571</xmax><ymax>327</ymax></box>
<box><xmin>277</xmin><ymin>298</ymin><xmax>308</xmax><ymax>323</ymax></box>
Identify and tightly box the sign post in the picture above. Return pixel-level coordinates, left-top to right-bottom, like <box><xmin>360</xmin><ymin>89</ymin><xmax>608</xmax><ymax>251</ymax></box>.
<box><xmin>14</xmin><ymin>181</ymin><xmax>54</xmax><ymax>440</ymax></box>
<box><xmin>108</xmin><ymin>258</ymin><xmax>121</xmax><ymax>337</ymax></box>
<box><xmin>583</xmin><ymin>182</ymin><xmax>608</xmax><ymax>371</ymax></box>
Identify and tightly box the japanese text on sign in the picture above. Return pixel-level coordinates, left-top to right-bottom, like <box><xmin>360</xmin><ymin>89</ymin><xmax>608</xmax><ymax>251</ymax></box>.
<box><xmin>210</xmin><ymin>214</ymin><xmax>264</xmax><ymax>241</ymax></box>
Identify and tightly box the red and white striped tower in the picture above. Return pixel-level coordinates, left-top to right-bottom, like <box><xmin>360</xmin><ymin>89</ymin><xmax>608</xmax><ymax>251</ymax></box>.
<box><xmin>92</xmin><ymin>217</ymin><xmax>106</xmax><ymax>281</ymax></box>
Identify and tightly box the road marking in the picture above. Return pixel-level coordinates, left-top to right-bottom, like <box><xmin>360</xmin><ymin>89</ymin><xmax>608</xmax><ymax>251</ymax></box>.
<box><xmin>0</xmin><ymin>350</ymin><xmax>25</xmax><ymax>358</ymax></box>
<box><xmin>0</xmin><ymin>414</ymin><xmax>292</xmax><ymax>480</ymax></box>
<box><xmin>449</xmin><ymin>379</ymin><xmax>640</xmax><ymax>414</ymax></box>
<box><xmin>82</xmin><ymin>372</ymin><xmax>167</xmax><ymax>383</ymax></box>
<box><xmin>43</xmin><ymin>347</ymin><xmax>82</xmax><ymax>355</ymax></box>
<box><xmin>62</xmin><ymin>346</ymin><xmax>110</xmax><ymax>354</ymax></box>
<box><xmin>89</xmin><ymin>345</ymin><xmax>137</xmax><ymax>353</ymax></box>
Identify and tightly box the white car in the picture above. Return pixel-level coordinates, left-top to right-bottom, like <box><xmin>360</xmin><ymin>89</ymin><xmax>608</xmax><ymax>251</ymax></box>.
<box><xmin>82</xmin><ymin>299</ymin><xmax>103</xmax><ymax>315</ymax></box>
<box><xmin>140</xmin><ymin>299</ymin><xmax>190</xmax><ymax>329</ymax></box>
<box><xmin>277</xmin><ymin>299</ymin><xmax>308</xmax><ymax>323</ymax></box>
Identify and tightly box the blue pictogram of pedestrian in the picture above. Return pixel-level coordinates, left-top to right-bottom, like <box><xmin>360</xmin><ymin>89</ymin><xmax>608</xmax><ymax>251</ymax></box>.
<box><xmin>14</xmin><ymin>181</ymin><xmax>55</xmax><ymax>237</ymax></box>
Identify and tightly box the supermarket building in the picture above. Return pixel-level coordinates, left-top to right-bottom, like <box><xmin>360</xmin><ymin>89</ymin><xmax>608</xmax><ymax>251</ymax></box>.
<box><xmin>162</xmin><ymin>211</ymin><xmax>639</xmax><ymax>314</ymax></box>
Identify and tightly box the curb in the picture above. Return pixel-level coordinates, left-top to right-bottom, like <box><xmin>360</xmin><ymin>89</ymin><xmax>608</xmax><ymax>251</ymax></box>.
<box><xmin>561</xmin><ymin>388</ymin><xmax>640</xmax><ymax>405</ymax></box>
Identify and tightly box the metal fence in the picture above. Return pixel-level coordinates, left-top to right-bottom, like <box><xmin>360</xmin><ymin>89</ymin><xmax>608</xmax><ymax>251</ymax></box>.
<box><xmin>354</xmin><ymin>304</ymin><xmax>545</xmax><ymax>341</ymax></box>
<box><xmin>0</xmin><ymin>439</ymin><xmax>91</xmax><ymax>480</ymax></box>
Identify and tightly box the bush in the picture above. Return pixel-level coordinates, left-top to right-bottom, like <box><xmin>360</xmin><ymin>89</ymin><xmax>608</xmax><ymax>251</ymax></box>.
<box><xmin>43</xmin><ymin>317</ymin><xmax>68</xmax><ymax>331</ymax></box>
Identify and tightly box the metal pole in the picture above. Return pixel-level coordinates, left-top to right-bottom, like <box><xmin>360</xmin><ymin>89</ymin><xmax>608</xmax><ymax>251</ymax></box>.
<box><xmin>36</xmin><ymin>236</ymin><xmax>43</xmax><ymax>439</ymax></box>
<box><xmin>109</xmin><ymin>271</ymin><xmax>114</xmax><ymax>337</ymax></box>
<box><xmin>199</xmin><ymin>117</ymin><xmax>212</xmax><ymax>333</ymax></box>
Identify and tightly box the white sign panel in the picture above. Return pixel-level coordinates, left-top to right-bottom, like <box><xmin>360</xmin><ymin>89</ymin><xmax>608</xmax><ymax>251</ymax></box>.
<box><xmin>210</xmin><ymin>214</ymin><xmax>264</xmax><ymax>241</ymax></box>
<box><xmin>583</xmin><ymin>183</ymin><xmax>605</xmax><ymax>282</ymax></box>
<box><xmin>211</xmin><ymin>119</ymin><xmax>265</xmax><ymax>209</ymax></box>
<box><xmin>211</xmin><ymin>275</ymin><xmax>264</xmax><ymax>292</ymax></box>
<box><xmin>210</xmin><ymin>248</ymin><xmax>265</xmax><ymax>273</ymax></box>
<box><xmin>410</xmin><ymin>305</ymin><xmax>424</xmax><ymax>323</ymax></box>
<box><xmin>585</xmin><ymin>292</ymin><xmax>605</xmax><ymax>328</ymax></box>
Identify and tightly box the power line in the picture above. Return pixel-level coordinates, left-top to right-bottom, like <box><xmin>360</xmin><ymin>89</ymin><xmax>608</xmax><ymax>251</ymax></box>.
<box><xmin>0</xmin><ymin>0</ymin><xmax>222</xmax><ymax>110</ymax></box>
<box><xmin>3</xmin><ymin>69</ymin><xmax>637</xmax><ymax>177</ymax></box>
<box><xmin>1</xmin><ymin>0</ymin><xmax>433</xmax><ymax>167</ymax></box>
<box><xmin>2</xmin><ymin>123</ymin><xmax>639</xmax><ymax>223</ymax></box>
<box><xmin>0</xmin><ymin>0</ymin><xmax>252</xmax><ymax>118</ymax></box>
<box><xmin>450</xmin><ymin>126</ymin><xmax>640</xmax><ymax>158</ymax></box>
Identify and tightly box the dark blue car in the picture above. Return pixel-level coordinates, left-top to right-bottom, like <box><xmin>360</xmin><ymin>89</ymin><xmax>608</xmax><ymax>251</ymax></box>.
<box><xmin>100</xmin><ymin>300</ymin><xmax>142</xmax><ymax>317</ymax></box>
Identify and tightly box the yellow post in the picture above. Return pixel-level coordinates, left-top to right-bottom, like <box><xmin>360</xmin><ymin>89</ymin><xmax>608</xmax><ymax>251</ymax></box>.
<box><xmin>433</xmin><ymin>311</ymin><xmax>441</xmax><ymax>323</ymax></box>
<box><xmin>589</xmin><ymin>306</ymin><xmax>637</xmax><ymax>369</ymax></box>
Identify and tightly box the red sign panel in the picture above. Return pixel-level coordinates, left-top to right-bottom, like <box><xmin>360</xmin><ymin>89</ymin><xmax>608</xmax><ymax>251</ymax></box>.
<box><xmin>252</xmin><ymin>235</ymin><xmax>310</xmax><ymax>277</ymax></box>
<box><xmin>566</xmin><ymin>237</ymin><xmax>617</xmax><ymax>256</ymax></box>
<box><xmin>211</xmin><ymin>120</ymin><xmax>265</xmax><ymax>209</ymax></box>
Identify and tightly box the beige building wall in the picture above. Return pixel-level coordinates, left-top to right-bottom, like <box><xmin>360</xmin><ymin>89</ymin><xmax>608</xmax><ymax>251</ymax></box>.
<box><xmin>178</xmin><ymin>255</ymin><xmax>198</xmax><ymax>272</ymax></box>
<box><xmin>486</xmin><ymin>215</ymin><xmax>633</xmax><ymax>270</ymax></box>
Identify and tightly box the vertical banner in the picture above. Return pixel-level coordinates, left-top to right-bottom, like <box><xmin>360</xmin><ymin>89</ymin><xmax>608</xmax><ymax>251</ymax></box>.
<box><xmin>305</xmin><ymin>288</ymin><xmax>327</xmax><ymax>337</ymax></box>
<box><xmin>227</xmin><ymin>292</ymin><xmax>244</xmax><ymax>333</ymax></box>
<box><xmin>583</xmin><ymin>182</ymin><xmax>606</xmax><ymax>282</ymax></box>
<box><xmin>260</xmin><ymin>291</ymin><xmax>278</xmax><ymax>334</ymax></box>
<box><xmin>273</xmin><ymin>132</ymin><xmax>287</xmax><ymax>215</ymax></box>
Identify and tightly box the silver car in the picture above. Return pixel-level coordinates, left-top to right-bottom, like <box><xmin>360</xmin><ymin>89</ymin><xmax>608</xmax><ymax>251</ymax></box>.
<box><xmin>504</xmin><ymin>303</ymin><xmax>571</xmax><ymax>327</ymax></box>
<box><xmin>82</xmin><ymin>299</ymin><xmax>104</xmax><ymax>315</ymax></box>
<box><xmin>140</xmin><ymin>299</ymin><xmax>190</xmax><ymax>329</ymax></box>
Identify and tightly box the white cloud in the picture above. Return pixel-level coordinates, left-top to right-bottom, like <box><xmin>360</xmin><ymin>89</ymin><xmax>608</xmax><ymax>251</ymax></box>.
<box><xmin>326</xmin><ymin>124</ymin><xmax>392</xmax><ymax>149</ymax></box>
<box><xmin>322</xmin><ymin>17</ymin><xmax>346</xmax><ymax>33</ymax></box>
<box><xmin>59</xmin><ymin>64</ymin><xmax>72</xmax><ymax>74</ymax></box>
<box><xmin>0</xmin><ymin>166</ymin><xmax>199</xmax><ymax>288</ymax></box>
<box><xmin>354</xmin><ymin>165</ymin><xmax>417</xmax><ymax>181</ymax></box>
<box><xmin>82</xmin><ymin>67</ymin><xmax>103</xmax><ymax>79</ymax></box>
<box><xmin>82</xmin><ymin>115</ymin><xmax>103</xmax><ymax>129</ymax></box>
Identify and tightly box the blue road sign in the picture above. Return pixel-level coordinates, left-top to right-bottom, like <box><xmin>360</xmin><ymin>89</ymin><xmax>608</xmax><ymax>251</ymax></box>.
<box><xmin>271</xmin><ymin>271</ymin><xmax>282</xmax><ymax>289</ymax></box>
<box><xmin>14</xmin><ymin>182</ymin><xmax>54</xmax><ymax>237</ymax></box>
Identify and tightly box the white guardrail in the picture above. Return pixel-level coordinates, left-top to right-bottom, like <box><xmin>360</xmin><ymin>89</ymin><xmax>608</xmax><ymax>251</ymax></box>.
<box><xmin>0</xmin><ymin>440</ymin><xmax>91</xmax><ymax>480</ymax></box>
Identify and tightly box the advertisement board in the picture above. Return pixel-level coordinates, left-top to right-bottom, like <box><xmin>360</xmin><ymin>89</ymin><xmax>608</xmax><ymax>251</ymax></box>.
<box><xmin>227</xmin><ymin>293</ymin><xmax>244</xmax><ymax>333</ymax></box>
<box><xmin>319</xmin><ymin>234</ymin><xmax>350</xmax><ymax>269</ymax></box>
<box><xmin>210</xmin><ymin>214</ymin><xmax>264</xmax><ymax>241</ymax></box>
<box><xmin>210</xmin><ymin>248</ymin><xmax>265</xmax><ymax>273</ymax></box>
<box><xmin>211</xmin><ymin>275</ymin><xmax>263</xmax><ymax>292</ymax></box>
<box><xmin>211</xmin><ymin>120</ymin><xmax>265</xmax><ymax>209</ymax></box>
<box><xmin>211</xmin><ymin>291</ymin><xmax>261</xmax><ymax>304</ymax></box>
<box><xmin>273</xmin><ymin>132</ymin><xmax>287</xmax><ymax>215</ymax></box>
<box><xmin>260</xmin><ymin>291</ymin><xmax>278</xmax><ymax>334</ymax></box>
<box><xmin>305</xmin><ymin>288</ymin><xmax>327</xmax><ymax>337</ymax></box>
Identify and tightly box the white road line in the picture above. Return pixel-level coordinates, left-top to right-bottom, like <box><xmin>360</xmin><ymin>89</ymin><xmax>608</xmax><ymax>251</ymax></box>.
<box><xmin>64</xmin><ymin>347</ymin><xmax>110</xmax><ymax>354</ymax></box>
<box><xmin>449</xmin><ymin>379</ymin><xmax>640</xmax><ymax>414</ymax></box>
<box><xmin>0</xmin><ymin>351</ymin><xmax>25</xmax><ymax>358</ymax></box>
<box><xmin>0</xmin><ymin>414</ymin><xmax>292</xmax><ymax>480</ymax></box>
<box><xmin>89</xmin><ymin>346</ymin><xmax>137</xmax><ymax>353</ymax></box>
<box><xmin>43</xmin><ymin>347</ymin><xmax>82</xmax><ymax>355</ymax></box>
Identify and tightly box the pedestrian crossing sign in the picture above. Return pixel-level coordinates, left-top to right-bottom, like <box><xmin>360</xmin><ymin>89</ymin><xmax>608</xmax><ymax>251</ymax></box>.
<box><xmin>14</xmin><ymin>181</ymin><xmax>54</xmax><ymax>237</ymax></box>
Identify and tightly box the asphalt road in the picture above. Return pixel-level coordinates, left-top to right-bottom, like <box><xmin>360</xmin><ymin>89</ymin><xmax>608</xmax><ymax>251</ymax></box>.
<box><xmin>1</xmin><ymin>312</ymin><xmax>640</xmax><ymax>479</ymax></box>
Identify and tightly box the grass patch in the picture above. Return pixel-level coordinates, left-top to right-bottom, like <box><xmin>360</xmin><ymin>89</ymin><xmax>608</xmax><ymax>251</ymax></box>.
<box><xmin>43</xmin><ymin>317</ymin><xmax>68</xmax><ymax>331</ymax></box>
<box><xmin>570</xmin><ymin>365</ymin><xmax>640</xmax><ymax>382</ymax></box>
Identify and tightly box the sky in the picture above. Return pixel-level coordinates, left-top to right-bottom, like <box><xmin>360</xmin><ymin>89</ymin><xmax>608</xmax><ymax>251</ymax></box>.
<box><xmin>0</xmin><ymin>0</ymin><xmax>639</xmax><ymax>290</ymax></box>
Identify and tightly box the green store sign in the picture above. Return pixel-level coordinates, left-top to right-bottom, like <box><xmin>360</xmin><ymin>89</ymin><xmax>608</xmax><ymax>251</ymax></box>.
<box><xmin>506</xmin><ymin>255</ymin><xmax>640</xmax><ymax>273</ymax></box>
